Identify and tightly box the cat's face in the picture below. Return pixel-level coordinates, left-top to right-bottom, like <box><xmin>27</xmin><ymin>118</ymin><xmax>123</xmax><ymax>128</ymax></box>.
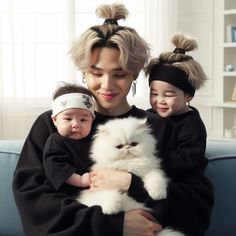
<box><xmin>90</xmin><ymin>117</ymin><xmax>157</xmax><ymax>164</ymax></box>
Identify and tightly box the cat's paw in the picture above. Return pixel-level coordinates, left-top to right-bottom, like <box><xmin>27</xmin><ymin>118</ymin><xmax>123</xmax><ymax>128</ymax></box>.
<box><xmin>144</xmin><ymin>170</ymin><xmax>168</xmax><ymax>200</ymax></box>
<box><xmin>78</xmin><ymin>189</ymin><xmax>122</xmax><ymax>215</ymax></box>
<box><xmin>100</xmin><ymin>199</ymin><xmax>122</xmax><ymax>214</ymax></box>
<box><xmin>98</xmin><ymin>190</ymin><xmax>122</xmax><ymax>214</ymax></box>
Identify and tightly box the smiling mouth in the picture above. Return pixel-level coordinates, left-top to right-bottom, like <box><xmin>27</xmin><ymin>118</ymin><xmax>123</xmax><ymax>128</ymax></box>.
<box><xmin>158</xmin><ymin>107</ymin><xmax>168</xmax><ymax>112</ymax></box>
<box><xmin>100</xmin><ymin>93</ymin><xmax>117</xmax><ymax>100</ymax></box>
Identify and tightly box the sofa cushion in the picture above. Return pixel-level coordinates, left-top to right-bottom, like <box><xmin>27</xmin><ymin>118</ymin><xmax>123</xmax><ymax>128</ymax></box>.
<box><xmin>0</xmin><ymin>140</ymin><xmax>24</xmax><ymax>236</ymax></box>
<box><xmin>204</xmin><ymin>140</ymin><xmax>236</xmax><ymax>236</ymax></box>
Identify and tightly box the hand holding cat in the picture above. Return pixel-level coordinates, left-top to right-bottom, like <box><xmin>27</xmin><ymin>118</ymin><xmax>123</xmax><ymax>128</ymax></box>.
<box><xmin>66</xmin><ymin>172</ymin><xmax>91</xmax><ymax>187</ymax></box>
<box><xmin>89</xmin><ymin>168</ymin><xmax>132</xmax><ymax>191</ymax></box>
<box><xmin>123</xmin><ymin>209</ymin><xmax>163</xmax><ymax>236</ymax></box>
<box><xmin>80</xmin><ymin>173</ymin><xmax>91</xmax><ymax>187</ymax></box>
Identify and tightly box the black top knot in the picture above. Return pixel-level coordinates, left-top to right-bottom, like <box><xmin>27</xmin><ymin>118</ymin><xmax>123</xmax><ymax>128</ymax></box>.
<box><xmin>103</xmin><ymin>19</ymin><xmax>118</xmax><ymax>25</ymax></box>
<box><xmin>173</xmin><ymin>48</ymin><xmax>185</xmax><ymax>54</ymax></box>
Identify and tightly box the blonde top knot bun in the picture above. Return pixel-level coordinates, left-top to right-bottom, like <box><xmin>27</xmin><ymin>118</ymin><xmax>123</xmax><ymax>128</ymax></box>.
<box><xmin>96</xmin><ymin>3</ymin><xmax>129</xmax><ymax>21</ymax></box>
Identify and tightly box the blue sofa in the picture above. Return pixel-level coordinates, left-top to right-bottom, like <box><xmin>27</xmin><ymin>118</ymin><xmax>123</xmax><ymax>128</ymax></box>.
<box><xmin>0</xmin><ymin>140</ymin><xmax>235</xmax><ymax>236</ymax></box>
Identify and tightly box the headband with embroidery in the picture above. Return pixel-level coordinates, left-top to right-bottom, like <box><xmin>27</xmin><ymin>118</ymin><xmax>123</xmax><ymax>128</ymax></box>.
<box><xmin>51</xmin><ymin>93</ymin><xmax>95</xmax><ymax>117</ymax></box>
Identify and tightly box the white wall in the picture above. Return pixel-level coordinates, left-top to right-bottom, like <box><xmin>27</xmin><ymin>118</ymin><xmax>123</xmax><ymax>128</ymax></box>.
<box><xmin>175</xmin><ymin>0</ymin><xmax>222</xmax><ymax>138</ymax></box>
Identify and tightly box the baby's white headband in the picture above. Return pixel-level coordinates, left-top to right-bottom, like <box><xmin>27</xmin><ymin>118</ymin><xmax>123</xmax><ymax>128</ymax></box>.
<box><xmin>51</xmin><ymin>93</ymin><xmax>95</xmax><ymax>117</ymax></box>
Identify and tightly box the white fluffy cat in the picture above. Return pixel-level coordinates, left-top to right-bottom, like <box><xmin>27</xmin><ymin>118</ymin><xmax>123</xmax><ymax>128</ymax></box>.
<box><xmin>77</xmin><ymin>117</ymin><xmax>185</xmax><ymax>236</ymax></box>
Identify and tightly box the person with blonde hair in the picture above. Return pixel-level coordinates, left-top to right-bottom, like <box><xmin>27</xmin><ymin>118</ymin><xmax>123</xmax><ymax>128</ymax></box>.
<box><xmin>13</xmin><ymin>3</ymin><xmax>213</xmax><ymax>236</ymax></box>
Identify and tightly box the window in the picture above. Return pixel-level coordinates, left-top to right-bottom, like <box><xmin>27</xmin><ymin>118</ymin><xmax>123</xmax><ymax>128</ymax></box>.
<box><xmin>0</xmin><ymin>0</ymin><xmax>71</xmax><ymax>100</ymax></box>
<box><xmin>0</xmin><ymin>0</ymin><xmax>176</xmax><ymax>138</ymax></box>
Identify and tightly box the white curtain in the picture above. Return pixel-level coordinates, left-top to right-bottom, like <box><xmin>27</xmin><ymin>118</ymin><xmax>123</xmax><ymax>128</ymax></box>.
<box><xmin>0</xmin><ymin>0</ymin><xmax>177</xmax><ymax>139</ymax></box>
<box><xmin>0</xmin><ymin>0</ymin><xmax>76</xmax><ymax>139</ymax></box>
<box><xmin>129</xmin><ymin>0</ymin><xmax>178</xmax><ymax>109</ymax></box>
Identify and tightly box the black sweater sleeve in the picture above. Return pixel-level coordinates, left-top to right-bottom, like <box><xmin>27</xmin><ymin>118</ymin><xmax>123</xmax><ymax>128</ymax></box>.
<box><xmin>43</xmin><ymin>134</ymin><xmax>79</xmax><ymax>191</ymax></box>
<box><xmin>12</xmin><ymin>111</ymin><xmax>124</xmax><ymax>236</ymax></box>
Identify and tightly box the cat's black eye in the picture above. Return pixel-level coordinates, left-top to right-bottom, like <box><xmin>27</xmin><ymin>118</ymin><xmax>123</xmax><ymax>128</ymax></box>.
<box><xmin>130</xmin><ymin>142</ymin><xmax>138</xmax><ymax>146</ymax></box>
<box><xmin>116</xmin><ymin>144</ymin><xmax>124</xmax><ymax>149</ymax></box>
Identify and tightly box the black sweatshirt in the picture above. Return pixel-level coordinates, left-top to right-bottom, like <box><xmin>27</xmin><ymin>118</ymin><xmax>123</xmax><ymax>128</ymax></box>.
<box><xmin>43</xmin><ymin>132</ymin><xmax>93</xmax><ymax>191</ymax></box>
<box><xmin>12</xmin><ymin>106</ymin><xmax>213</xmax><ymax>236</ymax></box>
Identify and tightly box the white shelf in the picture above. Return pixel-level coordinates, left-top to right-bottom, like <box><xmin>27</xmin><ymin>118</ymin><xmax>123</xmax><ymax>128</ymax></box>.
<box><xmin>206</xmin><ymin>101</ymin><xmax>236</xmax><ymax>108</ymax></box>
<box><xmin>223</xmin><ymin>71</ymin><xmax>236</xmax><ymax>76</ymax></box>
<box><xmin>208</xmin><ymin>0</ymin><xmax>236</xmax><ymax>140</ymax></box>
<box><xmin>223</xmin><ymin>101</ymin><xmax>236</xmax><ymax>107</ymax></box>
<box><xmin>207</xmin><ymin>136</ymin><xmax>236</xmax><ymax>142</ymax></box>
<box><xmin>224</xmin><ymin>9</ymin><xmax>236</xmax><ymax>15</ymax></box>
<box><xmin>223</xmin><ymin>42</ymin><xmax>236</xmax><ymax>47</ymax></box>
<box><xmin>208</xmin><ymin>136</ymin><xmax>236</xmax><ymax>141</ymax></box>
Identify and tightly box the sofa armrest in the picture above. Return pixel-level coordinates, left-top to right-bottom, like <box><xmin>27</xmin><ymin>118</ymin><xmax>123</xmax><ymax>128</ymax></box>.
<box><xmin>204</xmin><ymin>140</ymin><xmax>236</xmax><ymax>236</ymax></box>
<box><xmin>0</xmin><ymin>140</ymin><xmax>25</xmax><ymax>236</ymax></box>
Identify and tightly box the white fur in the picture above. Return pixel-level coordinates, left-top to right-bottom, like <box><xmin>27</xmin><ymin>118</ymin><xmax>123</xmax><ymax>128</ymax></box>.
<box><xmin>77</xmin><ymin>117</ymin><xmax>185</xmax><ymax>236</ymax></box>
<box><xmin>79</xmin><ymin>189</ymin><xmax>148</xmax><ymax>214</ymax></box>
<box><xmin>157</xmin><ymin>228</ymin><xmax>185</xmax><ymax>236</ymax></box>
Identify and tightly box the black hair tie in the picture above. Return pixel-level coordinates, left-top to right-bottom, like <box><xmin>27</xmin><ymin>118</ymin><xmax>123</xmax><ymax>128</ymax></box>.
<box><xmin>173</xmin><ymin>48</ymin><xmax>185</xmax><ymax>54</ymax></box>
<box><xmin>103</xmin><ymin>19</ymin><xmax>118</xmax><ymax>25</ymax></box>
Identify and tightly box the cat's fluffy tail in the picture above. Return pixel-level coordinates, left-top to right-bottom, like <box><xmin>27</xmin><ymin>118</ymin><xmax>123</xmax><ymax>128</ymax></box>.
<box><xmin>157</xmin><ymin>228</ymin><xmax>185</xmax><ymax>236</ymax></box>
